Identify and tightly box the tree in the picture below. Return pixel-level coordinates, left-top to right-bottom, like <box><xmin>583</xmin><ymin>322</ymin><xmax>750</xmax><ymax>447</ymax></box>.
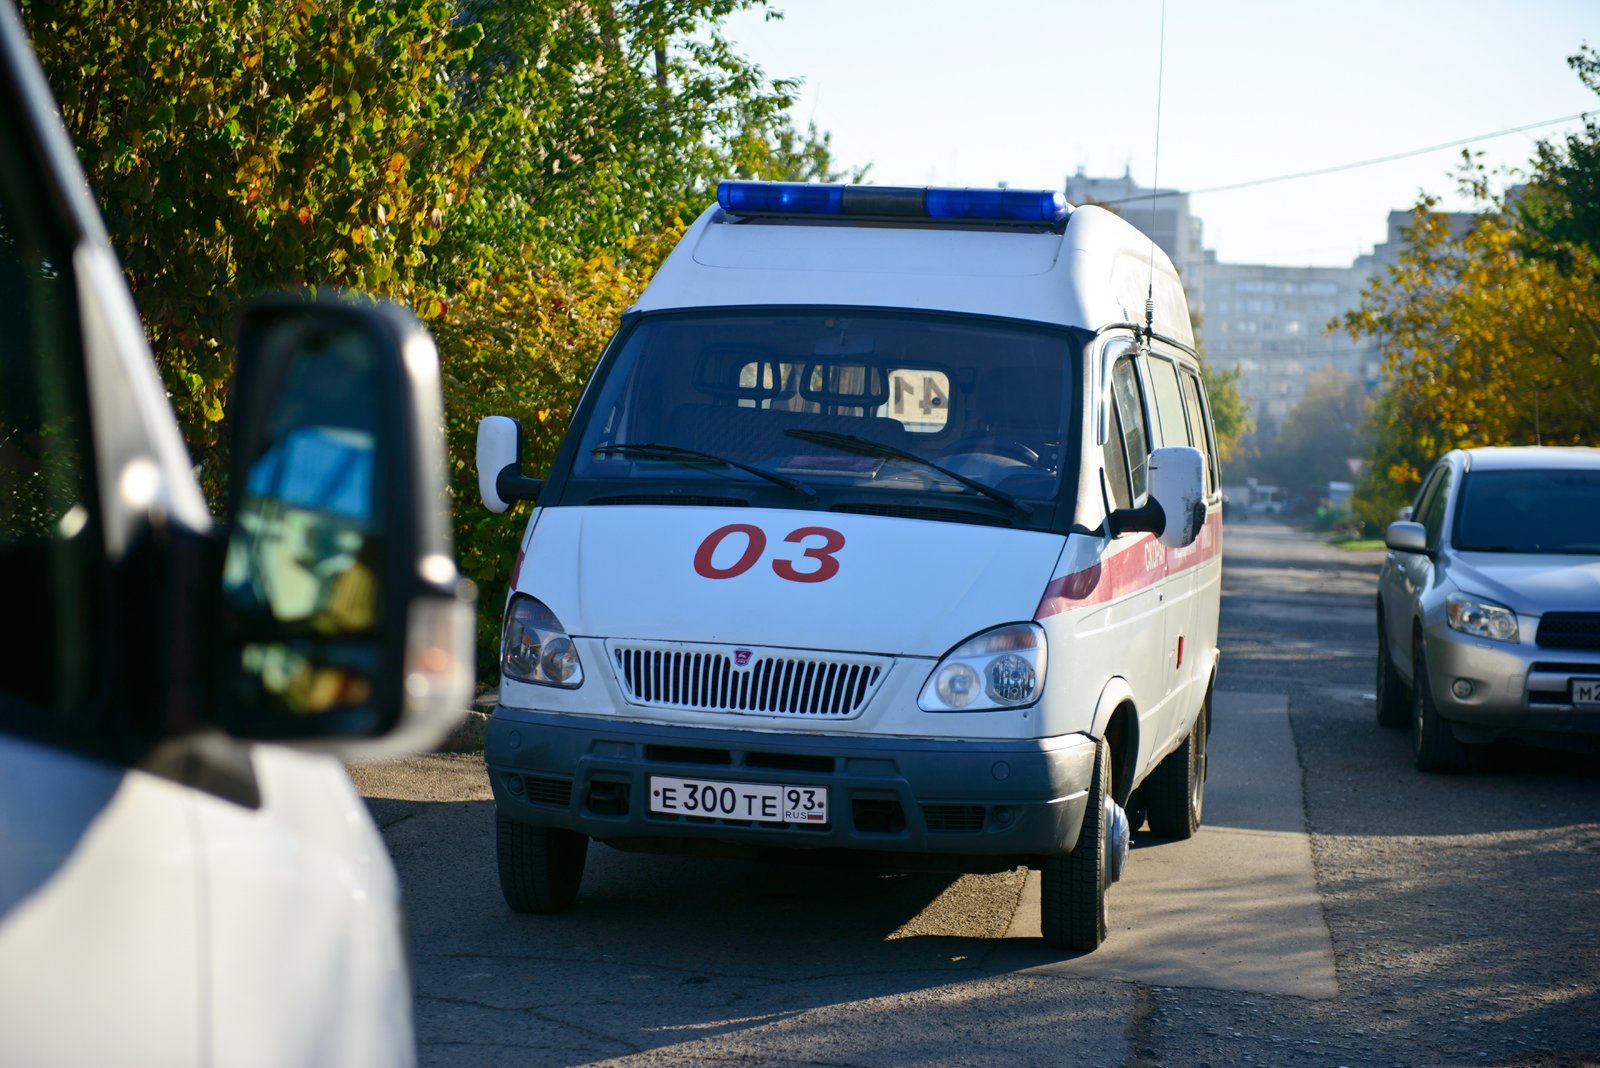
<box><xmin>416</xmin><ymin>0</ymin><xmax>804</xmax><ymax>665</ymax></box>
<box><xmin>1199</xmin><ymin>361</ymin><xmax>1252</xmax><ymax>467</ymax></box>
<box><xmin>24</xmin><ymin>0</ymin><xmax>486</xmax><ymax>496</ymax></box>
<box><xmin>1253</xmin><ymin>369</ymin><xmax>1368</xmax><ymax>509</ymax></box>
<box><xmin>1344</xmin><ymin>195</ymin><xmax>1600</xmax><ymax>533</ymax></box>
<box><xmin>24</xmin><ymin>0</ymin><xmax>821</xmax><ymax>677</ymax></box>
<box><xmin>1515</xmin><ymin>45</ymin><xmax>1600</xmax><ymax>261</ymax></box>
<box><xmin>1343</xmin><ymin>46</ymin><xmax>1600</xmax><ymax>532</ymax></box>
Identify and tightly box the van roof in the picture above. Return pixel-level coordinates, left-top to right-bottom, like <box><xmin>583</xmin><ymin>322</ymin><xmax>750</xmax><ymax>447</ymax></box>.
<box><xmin>631</xmin><ymin>192</ymin><xmax>1194</xmax><ymax>348</ymax></box>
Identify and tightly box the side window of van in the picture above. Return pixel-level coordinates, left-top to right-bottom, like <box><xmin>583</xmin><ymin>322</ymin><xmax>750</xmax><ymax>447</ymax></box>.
<box><xmin>0</xmin><ymin>107</ymin><xmax>101</xmax><ymax>733</ymax></box>
<box><xmin>1146</xmin><ymin>356</ymin><xmax>1189</xmax><ymax>451</ymax></box>
<box><xmin>1109</xmin><ymin>355</ymin><xmax>1149</xmax><ymax>502</ymax></box>
<box><xmin>1179</xmin><ymin>368</ymin><xmax>1218</xmax><ymax>496</ymax></box>
<box><xmin>1102</xmin><ymin>396</ymin><xmax>1131</xmax><ymax>509</ymax></box>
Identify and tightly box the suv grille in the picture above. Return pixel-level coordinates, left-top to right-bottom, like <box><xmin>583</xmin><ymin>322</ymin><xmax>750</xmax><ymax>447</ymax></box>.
<box><xmin>611</xmin><ymin>643</ymin><xmax>885</xmax><ymax>717</ymax></box>
<box><xmin>1536</xmin><ymin>613</ymin><xmax>1600</xmax><ymax>651</ymax></box>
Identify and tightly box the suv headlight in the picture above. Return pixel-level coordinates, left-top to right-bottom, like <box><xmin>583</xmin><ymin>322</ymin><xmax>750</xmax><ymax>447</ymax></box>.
<box><xmin>1445</xmin><ymin>593</ymin><xmax>1519</xmax><ymax>643</ymax></box>
<box><xmin>919</xmin><ymin>623</ymin><xmax>1046</xmax><ymax>712</ymax></box>
<box><xmin>501</xmin><ymin>595</ymin><xmax>584</xmax><ymax>687</ymax></box>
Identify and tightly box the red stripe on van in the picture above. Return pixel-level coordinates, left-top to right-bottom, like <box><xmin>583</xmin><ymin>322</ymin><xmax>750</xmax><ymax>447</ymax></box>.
<box><xmin>1033</xmin><ymin>512</ymin><xmax>1222</xmax><ymax>621</ymax></box>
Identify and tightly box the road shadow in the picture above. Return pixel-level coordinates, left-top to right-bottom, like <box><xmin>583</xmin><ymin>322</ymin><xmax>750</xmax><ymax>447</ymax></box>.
<box><xmin>358</xmin><ymin>788</ymin><xmax>1135</xmax><ymax>1066</ymax></box>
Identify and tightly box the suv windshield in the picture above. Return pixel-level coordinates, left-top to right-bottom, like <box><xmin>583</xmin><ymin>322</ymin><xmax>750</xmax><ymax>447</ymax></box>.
<box><xmin>565</xmin><ymin>310</ymin><xmax>1078</xmax><ymax>524</ymax></box>
<box><xmin>1453</xmin><ymin>468</ymin><xmax>1600</xmax><ymax>554</ymax></box>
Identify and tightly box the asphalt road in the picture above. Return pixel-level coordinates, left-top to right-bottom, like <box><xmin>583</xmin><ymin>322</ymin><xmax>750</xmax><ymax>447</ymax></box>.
<box><xmin>350</xmin><ymin>520</ymin><xmax>1600</xmax><ymax>1066</ymax></box>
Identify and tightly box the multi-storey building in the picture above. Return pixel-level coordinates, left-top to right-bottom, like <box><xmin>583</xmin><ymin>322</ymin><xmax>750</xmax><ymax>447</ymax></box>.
<box><xmin>1062</xmin><ymin>173</ymin><xmax>1477</xmax><ymax>430</ymax></box>
<box><xmin>1064</xmin><ymin>167</ymin><xmax>1207</xmax><ymax>283</ymax></box>
<box><xmin>1190</xmin><ymin>262</ymin><xmax>1377</xmax><ymax>428</ymax></box>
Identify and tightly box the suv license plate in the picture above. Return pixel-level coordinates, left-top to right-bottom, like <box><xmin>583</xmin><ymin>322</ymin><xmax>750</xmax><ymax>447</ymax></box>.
<box><xmin>1572</xmin><ymin>678</ymin><xmax>1600</xmax><ymax>707</ymax></box>
<box><xmin>649</xmin><ymin>776</ymin><xmax>828</xmax><ymax>825</ymax></box>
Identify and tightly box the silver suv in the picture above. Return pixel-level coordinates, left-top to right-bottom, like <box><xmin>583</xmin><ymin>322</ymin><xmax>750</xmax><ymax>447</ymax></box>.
<box><xmin>1376</xmin><ymin>447</ymin><xmax>1600</xmax><ymax>772</ymax></box>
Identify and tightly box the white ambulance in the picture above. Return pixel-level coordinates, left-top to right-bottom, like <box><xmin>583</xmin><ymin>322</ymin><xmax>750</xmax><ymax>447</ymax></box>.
<box><xmin>477</xmin><ymin>181</ymin><xmax>1223</xmax><ymax>950</ymax></box>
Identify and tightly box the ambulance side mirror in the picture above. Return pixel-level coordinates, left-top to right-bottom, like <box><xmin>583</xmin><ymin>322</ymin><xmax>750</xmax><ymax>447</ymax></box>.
<box><xmin>477</xmin><ymin>415</ymin><xmax>544</xmax><ymax>512</ymax></box>
<box><xmin>219</xmin><ymin>294</ymin><xmax>475</xmax><ymax>751</ymax></box>
<box><xmin>1108</xmin><ymin>446</ymin><xmax>1207</xmax><ymax>548</ymax></box>
<box><xmin>1148</xmin><ymin>446</ymin><xmax>1207</xmax><ymax>547</ymax></box>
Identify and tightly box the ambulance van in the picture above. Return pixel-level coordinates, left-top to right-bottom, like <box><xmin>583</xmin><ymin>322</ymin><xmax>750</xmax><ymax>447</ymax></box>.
<box><xmin>476</xmin><ymin>181</ymin><xmax>1222</xmax><ymax>950</ymax></box>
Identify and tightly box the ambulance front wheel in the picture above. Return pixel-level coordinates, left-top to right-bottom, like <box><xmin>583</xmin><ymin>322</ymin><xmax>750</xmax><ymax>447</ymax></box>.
<box><xmin>1039</xmin><ymin>735</ymin><xmax>1110</xmax><ymax>952</ymax></box>
<box><xmin>497</xmin><ymin>812</ymin><xmax>588</xmax><ymax>914</ymax></box>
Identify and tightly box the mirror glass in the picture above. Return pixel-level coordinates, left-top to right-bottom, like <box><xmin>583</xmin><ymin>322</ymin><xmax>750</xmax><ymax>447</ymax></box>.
<box><xmin>223</xmin><ymin>318</ymin><xmax>385</xmax><ymax>718</ymax></box>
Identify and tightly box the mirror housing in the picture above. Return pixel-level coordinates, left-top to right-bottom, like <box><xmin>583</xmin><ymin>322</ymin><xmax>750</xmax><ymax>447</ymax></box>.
<box><xmin>1110</xmin><ymin>446</ymin><xmax>1207</xmax><ymax>548</ymax></box>
<box><xmin>1385</xmin><ymin>520</ymin><xmax>1428</xmax><ymax>554</ymax></box>
<box><xmin>217</xmin><ymin>293</ymin><xmax>474</xmax><ymax>754</ymax></box>
<box><xmin>477</xmin><ymin>415</ymin><xmax>543</xmax><ymax>513</ymax></box>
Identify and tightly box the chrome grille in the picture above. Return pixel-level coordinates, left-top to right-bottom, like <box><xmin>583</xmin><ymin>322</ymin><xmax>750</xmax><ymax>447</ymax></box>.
<box><xmin>610</xmin><ymin>643</ymin><xmax>885</xmax><ymax>718</ymax></box>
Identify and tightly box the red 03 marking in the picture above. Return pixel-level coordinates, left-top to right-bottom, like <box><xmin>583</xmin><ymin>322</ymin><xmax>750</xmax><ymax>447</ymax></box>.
<box><xmin>693</xmin><ymin>524</ymin><xmax>846</xmax><ymax>583</ymax></box>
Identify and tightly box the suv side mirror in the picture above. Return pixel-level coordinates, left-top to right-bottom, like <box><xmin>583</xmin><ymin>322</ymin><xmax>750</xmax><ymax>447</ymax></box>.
<box><xmin>217</xmin><ymin>294</ymin><xmax>473</xmax><ymax>752</ymax></box>
<box><xmin>1109</xmin><ymin>446</ymin><xmax>1207</xmax><ymax>548</ymax></box>
<box><xmin>1385</xmin><ymin>520</ymin><xmax>1429</xmax><ymax>555</ymax></box>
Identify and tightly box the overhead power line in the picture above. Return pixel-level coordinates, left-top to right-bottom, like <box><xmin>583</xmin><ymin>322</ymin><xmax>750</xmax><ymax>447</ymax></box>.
<box><xmin>1104</xmin><ymin>112</ymin><xmax>1594</xmax><ymax>205</ymax></box>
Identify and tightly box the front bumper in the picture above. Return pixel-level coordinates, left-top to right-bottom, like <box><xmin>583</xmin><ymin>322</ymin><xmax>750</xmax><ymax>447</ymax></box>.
<box><xmin>486</xmin><ymin>708</ymin><xmax>1097</xmax><ymax>860</ymax></box>
<box><xmin>1424</xmin><ymin>624</ymin><xmax>1600</xmax><ymax>742</ymax></box>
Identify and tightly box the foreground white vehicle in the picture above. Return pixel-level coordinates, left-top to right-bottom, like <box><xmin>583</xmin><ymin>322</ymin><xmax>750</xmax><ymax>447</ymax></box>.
<box><xmin>478</xmin><ymin>181</ymin><xmax>1222</xmax><ymax>950</ymax></box>
<box><xmin>0</xmin><ymin>4</ymin><xmax>474</xmax><ymax>1062</ymax></box>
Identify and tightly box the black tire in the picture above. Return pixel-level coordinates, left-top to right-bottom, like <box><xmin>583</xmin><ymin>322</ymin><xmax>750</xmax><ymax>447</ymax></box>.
<box><xmin>496</xmin><ymin>812</ymin><xmax>588</xmax><ymax>914</ymax></box>
<box><xmin>1040</xmin><ymin>736</ymin><xmax>1110</xmax><ymax>952</ymax></box>
<box><xmin>1410</xmin><ymin>637</ymin><xmax>1473</xmax><ymax>774</ymax></box>
<box><xmin>1375</xmin><ymin>617</ymin><xmax>1410</xmax><ymax>729</ymax></box>
<box><xmin>1145</xmin><ymin>700</ymin><xmax>1207</xmax><ymax>839</ymax></box>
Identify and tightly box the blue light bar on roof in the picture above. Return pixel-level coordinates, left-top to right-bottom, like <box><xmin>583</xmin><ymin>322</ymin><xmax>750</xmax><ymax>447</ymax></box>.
<box><xmin>926</xmin><ymin>187</ymin><xmax>1069</xmax><ymax>225</ymax></box>
<box><xmin>716</xmin><ymin>181</ymin><xmax>1070</xmax><ymax>226</ymax></box>
<box><xmin>718</xmin><ymin>181</ymin><xmax>843</xmax><ymax>216</ymax></box>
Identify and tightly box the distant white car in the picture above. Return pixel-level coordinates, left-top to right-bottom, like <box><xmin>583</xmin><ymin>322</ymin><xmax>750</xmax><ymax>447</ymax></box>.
<box><xmin>1375</xmin><ymin>447</ymin><xmax>1600</xmax><ymax>771</ymax></box>
<box><xmin>0</xmin><ymin>4</ymin><xmax>474</xmax><ymax>1063</ymax></box>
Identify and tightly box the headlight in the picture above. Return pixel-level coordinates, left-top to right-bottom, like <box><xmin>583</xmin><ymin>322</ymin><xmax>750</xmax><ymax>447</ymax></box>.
<box><xmin>1445</xmin><ymin>593</ymin><xmax>1519</xmax><ymax>643</ymax></box>
<box><xmin>502</xmin><ymin>595</ymin><xmax>585</xmax><ymax>687</ymax></box>
<box><xmin>919</xmin><ymin>623</ymin><xmax>1046</xmax><ymax>712</ymax></box>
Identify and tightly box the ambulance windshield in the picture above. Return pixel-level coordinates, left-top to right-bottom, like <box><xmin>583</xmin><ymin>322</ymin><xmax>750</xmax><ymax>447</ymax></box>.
<box><xmin>568</xmin><ymin>310</ymin><xmax>1079</xmax><ymax>521</ymax></box>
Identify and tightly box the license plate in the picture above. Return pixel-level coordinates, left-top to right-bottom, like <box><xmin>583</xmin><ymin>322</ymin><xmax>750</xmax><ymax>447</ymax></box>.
<box><xmin>1573</xmin><ymin>678</ymin><xmax>1600</xmax><ymax>707</ymax></box>
<box><xmin>648</xmin><ymin>775</ymin><xmax>828</xmax><ymax>825</ymax></box>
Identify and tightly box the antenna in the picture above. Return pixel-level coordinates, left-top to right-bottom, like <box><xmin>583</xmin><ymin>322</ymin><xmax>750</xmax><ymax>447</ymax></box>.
<box><xmin>1145</xmin><ymin>0</ymin><xmax>1167</xmax><ymax>341</ymax></box>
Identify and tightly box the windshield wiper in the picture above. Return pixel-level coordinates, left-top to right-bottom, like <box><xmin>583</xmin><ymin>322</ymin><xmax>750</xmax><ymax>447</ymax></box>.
<box><xmin>784</xmin><ymin>429</ymin><xmax>1032</xmax><ymax>515</ymax></box>
<box><xmin>590</xmin><ymin>442</ymin><xmax>816</xmax><ymax>500</ymax></box>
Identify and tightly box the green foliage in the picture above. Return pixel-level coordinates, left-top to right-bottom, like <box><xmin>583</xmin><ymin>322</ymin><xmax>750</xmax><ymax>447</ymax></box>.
<box><xmin>734</xmin><ymin>118</ymin><xmax>872</xmax><ymax>183</ymax></box>
<box><xmin>26</xmin><ymin>0</ymin><xmax>482</xmax><ymax>497</ymax></box>
<box><xmin>24</xmin><ymin>0</ymin><xmax>822</xmax><ymax>682</ymax></box>
<box><xmin>1251</xmin><ymin>369</ymin><xmax>1368</xmax><ymax>508</ymax></box>
<box><xmin>1198</xmin><ymin>360</ymin><xmax>1251</xmax><ymax>466</ymax></box>
<box><xmin>1344</xmin><ymin>157</ymin><xmax>1600</xmax><ymax>535</ymax></box>
<box><xmin>1515</xmin><ymin>45</ymin><xmax>1600</xmax><ymax>261</ymax></box>
<box><xmin>417</xmin><ymin>1</ymin><xmax>803</xmax><ymax>671</ymax></box>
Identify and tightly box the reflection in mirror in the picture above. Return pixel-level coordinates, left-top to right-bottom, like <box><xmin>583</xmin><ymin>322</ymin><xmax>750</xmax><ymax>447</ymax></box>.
<box><xmin>223</xmin><ymin>319</ymin><xmax>384</xmax><ymax>716</ymax></box>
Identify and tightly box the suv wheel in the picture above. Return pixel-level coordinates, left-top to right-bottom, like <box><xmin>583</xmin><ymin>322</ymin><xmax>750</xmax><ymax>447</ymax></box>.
<box><xmin>1411</xmin><ymin>637</ymin><xmax>1473</xmax><ymax>773</ymax></box>
<box><xmin>1375</xmin><ymin>619</ymin><xmax>1410</xmax><ymax>729</ymax></box>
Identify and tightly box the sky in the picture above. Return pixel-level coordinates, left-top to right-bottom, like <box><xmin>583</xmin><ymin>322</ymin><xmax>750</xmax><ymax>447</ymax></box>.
<box><xmin>720</xmin><ymin>1</ymin><xmax>1598</xmax><ymax>267</ymax></box>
